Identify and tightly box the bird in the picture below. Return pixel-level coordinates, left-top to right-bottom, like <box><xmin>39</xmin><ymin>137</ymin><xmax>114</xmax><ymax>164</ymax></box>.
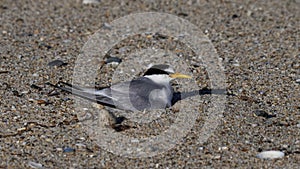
<box><xmin>46</xmin><ymin>64</ymin><xmax>191</xmax><ymax>112</ymax></box>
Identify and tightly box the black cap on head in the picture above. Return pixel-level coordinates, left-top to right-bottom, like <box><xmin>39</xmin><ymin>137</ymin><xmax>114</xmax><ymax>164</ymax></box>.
<box><xmin>143</xmin><ymin>64</ymin><xmax>174</xmax><ymax>76</ymax></box>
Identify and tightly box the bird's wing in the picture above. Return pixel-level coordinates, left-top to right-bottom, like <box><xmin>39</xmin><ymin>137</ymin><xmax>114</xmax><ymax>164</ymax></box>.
<box><xmin>46</xmin><ymin>82</ymin><xmax>116</xmax><ymax>108</ymax></box>
<box><xmin>47</xmin><ymin>77</ymin><xmax>170</xmax><ymax>111</ymax></box>
<box><xmin>109</xmin><ymin>77</ymin><xmax>168</xmax><ymax>111</ymax></box>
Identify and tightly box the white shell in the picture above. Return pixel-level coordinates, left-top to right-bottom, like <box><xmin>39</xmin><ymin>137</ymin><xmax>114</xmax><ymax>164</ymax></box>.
<box><xmin>257</xmin><ymin>151</ymin><xmax>285</xmax><ymax>159</ymax></box>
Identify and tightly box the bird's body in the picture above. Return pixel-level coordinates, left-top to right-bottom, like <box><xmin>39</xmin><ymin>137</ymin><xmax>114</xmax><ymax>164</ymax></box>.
<box><xmin>96</xmin><ymin>75</ymin><xmax>173</xmax><ymax>111</ymax></box>
<box><xmin>47</xmin><ymin>64</ymin><xmax>191</xmax><ymax>112</ymax></box>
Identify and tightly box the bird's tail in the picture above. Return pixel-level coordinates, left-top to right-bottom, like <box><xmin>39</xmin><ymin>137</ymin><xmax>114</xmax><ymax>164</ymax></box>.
<box><xmin>45</xmin><ymin>81</ymin><xmax>116</xmax><ymax>108</ymax></box>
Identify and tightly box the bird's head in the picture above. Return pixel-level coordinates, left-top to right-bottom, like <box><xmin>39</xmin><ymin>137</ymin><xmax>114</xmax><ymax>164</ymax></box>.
<box><xmin>143</xmin><ymin>64</ymin><xmax>191</xmax><ymax>83</ymax></box>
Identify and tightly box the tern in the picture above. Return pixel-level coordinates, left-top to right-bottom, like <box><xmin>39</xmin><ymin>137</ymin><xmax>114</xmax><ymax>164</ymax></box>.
<box><xmin>47</xmin><ymin>64</ymin><xmax>191</xmax><ymax>112</ymax></box>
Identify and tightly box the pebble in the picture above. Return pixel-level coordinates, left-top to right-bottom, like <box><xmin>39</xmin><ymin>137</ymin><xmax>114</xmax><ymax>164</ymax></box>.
<box><xmin>63</xmin><ymin>147</ymin><xmax>75</xmax><ymax>153</ymax></box>
<box><xmin>56</xmin><ymin>148</ymin><xmax>63</xmax><ymax>152</ymax></box>
<box><xmin>47</xmin><ymin>60</ymin><xmax>68</xmax><ymax>67</ymax></box>
<box><xmin>30</xmin><ymin>84</ymin><xmax>43</xmax><ymax>90</ymax></box>
<box><xmin>233</xmin><ymin>63</ymin><xmax>240</xmax><ymax>67</ymax></box>
<box><xmin>102</xmin><ymin>22</ymin><xmax>112</xmax><ymax>30</ymax></box>
<box><xmin>82</xmin><ymin>0</ymin><xmax>101</xmax><ymax>4</ymax></box>
<box><xmin>63</xmin><ymin>39</ymin><xmax>71</xmax><ymax>43</ymax></box>
<box><xmin>257</xmin><ymin>150</ymin><xmax>284</xmax><ymax>159</ymax></box>
<box><xmin>21</xmin><ymin>91</ymin><xmax>29</xmax><ymax>94</ymax></box>
<box><xmin>218</xmin><ymin>146</ymin><xmax>228</xmax><ymax>151</ymax></box>
<box><xmin>36</xmin><ymin>99</ymin><xmax>49</xmax><ymax>105</ymax></box>
<box><xmin>28</xmin><ymin>161</ymin><xmax>43</xmax><ymax>169</ymax></box>
<box><xmin>32</xmin><ymin>73</ymin><xmax>39</xmax><ymax>77</ymax></box>
<box><xmin>0</xmin><ymin>70</ymin><xmax>9</xmax><ymax>74</ymax></box>
<box><xmin>75</xmin><ymin>143</ymin><xmax>86</xmax><ymax>149</ymax></box>
<box><xmin>254</xmin><ymin>110</ymin><xmax>276</xmax><ymax>119</ymax></box>
<box><xmin>296</xmin><ymin>79</ymin><xmax>300</xmax><ymax>83</ymax></box>
<box><xmin>105</xmin><ymin>57</ymin><xmax>122</xmax><ymax>64</ymax></box>
<box><xmin>47</xmin><ymin>90</ymin><xmax>60</xmax><ymax>96</ymax></box>
<box><xmin>131</xmin><ymin>139</ymin><xmax>139</xmax><ymax>143</ymax></box>
<box><xmin>79</xmin><ymin>137</ymin><xmax>86</xmax><ymax>140</ymax></box>
<box><xmin>107</xmin><ymin>62</ymin><xmax>119</xmax><ymax>68</ymax></box>
<box><xmin>17</xmin><ymin>127</ymin><xmax>26</xmax><ymax>132</ymax></box>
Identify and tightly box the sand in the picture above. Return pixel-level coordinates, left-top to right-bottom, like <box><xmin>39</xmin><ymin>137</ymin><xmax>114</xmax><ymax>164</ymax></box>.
<box><xmin>0</xmin><ymin>0</ymin><xmax>299</xmax><ymax>168</ymax></box>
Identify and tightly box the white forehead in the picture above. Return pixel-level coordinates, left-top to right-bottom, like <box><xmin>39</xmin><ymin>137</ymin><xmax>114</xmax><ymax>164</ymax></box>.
<box><xmin>163</xmin><ymin>67</ymin><xmax>175</xmax><ymax>73</ymax></box>
<box><xmin>144</xmin><ymin>74</ymin><xmax>172</xmax><ymax>84</ymax></box>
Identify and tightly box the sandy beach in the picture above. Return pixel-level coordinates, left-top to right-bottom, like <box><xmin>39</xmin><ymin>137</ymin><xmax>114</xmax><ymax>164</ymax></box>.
<box><xmin>0</xmin><ymin>0</ymin><xmax>299</xmax><ymax>168</ymax></box>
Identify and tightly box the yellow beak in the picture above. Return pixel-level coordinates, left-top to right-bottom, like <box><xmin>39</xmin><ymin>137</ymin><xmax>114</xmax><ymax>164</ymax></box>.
<box><xmin>169</xmin><ymin>73</ymin><xmax>192</xmax><ymax>79</ymax></box>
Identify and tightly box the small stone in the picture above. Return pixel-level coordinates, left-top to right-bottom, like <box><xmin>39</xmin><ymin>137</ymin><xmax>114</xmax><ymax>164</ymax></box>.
<box><xmin>56</xmin><ymin>148</ymin><xmax>63</xmax><ymax>152</ymax></box>
<box><xmin>45</xmin><ymin>138</ymin><xmax>53</xmax><ymax>143</ymax></box>
<box><xmin>232</xmin><ymin>14</ymin><xmax>239</xmax><ymax>19</ymax></box>
<box><xmin>28</xmin><ymin>98</ymin><xmax>35</xmax><ymax>102</ymax></box>
<box><xmin>28</xmin><ymin>161</ymin><xmax>43</xmax><ymax>169</ymax></box>
<box><xmin>218</xmin><ymin>146</ymin><xmax>228</xmax><ymax>151</ymax></box>
<box><xmin>21</xmin><ymin>91</ymin><xmax>29</xmax><ymax>94</ymax></box>
<box><xmin>83</xmin><ymin>0</ymin><xmax>101</xmax><ymax>4</ymax></box>
<box><xmin>32</xmin><ymin>73</ymin><xmax>39</xmax><ymax>77</ymax></box>
<box><xmin>63</xmin><ymin>39</ymin><xmax>71</xmax><ymax>43</ymax></box>
<box><xmin>108</xmin><ymin>62</ymin><xmax>119</xmax><ymax>68</ymax></box>
<box><xmin>102</xmin><ymin>22</ymin><xmax>112</xmax><ymax>30</ymax></box>
<box><xmin>17</xmin><ymin>55</ymin><xmax>23</xmax><ymax>59</ymax></box>
<box><xmin>247</xmin><ymin>10</ymin><xmax>252</xmax><ymax>16</ymax></box>
<box><xmin>251</xmin><ymin>123</ymin><xmax>258</xmax><ymax>127</ymax></box>
<box><xmin>296</xmin><ymin>79</ymin><xmax>300</xmax><ymax>83</ymax></box>
<box><xmin>282</xmin><ymin>144</ymin><xmax>289</xmax><ymax>149</ymax></box>
<box><xmin>0</xmin><ymin>70</ymin><xmax>9</xmax><ymax>74</ymax></box>
<box><xmin>254</xmin><ymin>110</ymin><xmax>276</xmax><ymax>118</ymax></box>
<box><xmin>105</xmin><ymin>57</ymin><xmax>122</xmax><ymax>64</ymax></box>
<box><xmin>47</xmin><ymin>90</ymin><xmax>60</xmax><ymax>96</ymax></box>
<box><xmin>257</xmin><ymin>150</ymin><xmax>284</xmax><ymax>159</ymax></box>
<box><xmin>12</xmin><ymin>90</ymin><xmax>22</xmax><ymax>97</ymax></box>
<box><xmin>213</xmin><ymin>155</ymin><xmax>221</xmax><ymax>159</ymax></box>
<box><xmin>36</xmin><ymin>99</ymin><xmax>48</xmax><ymax>105</ymax></box>
<box><xmin>75</xmin><ymin>143</ymin><xmax>86</xmax><ymax>150</ymax></box>
<box><xmin>30</xmin><ymin>84</ymin><xmax>42</xmax><ymax>90</ymax></box>
<box><xmin>278</xmin><ymin>120</ymin><xmax>288</xmax><ymax>126</ymax></box>
<box><xmin>17</xmin><ymin>127</ymin><xmax>26</xmax><ymax>132</ymax></box>
<box><xmin>131</xmin><ymin>139</ymin><xmax>139</xmax><ymax>143</ymax></box>
<box><xmin>63</xmin><ymin>147</ymin><xmax>75</xmax><ymax>153</ymax></box>
<box><xmin>233</xmin><ymin>63</ymin><xmax>240</xmax><ymax>67</ymax></box>
<box><xmin>48</xmin><ymin>60</ymin><xmax>68</xmax><ymax>67</ymax></box>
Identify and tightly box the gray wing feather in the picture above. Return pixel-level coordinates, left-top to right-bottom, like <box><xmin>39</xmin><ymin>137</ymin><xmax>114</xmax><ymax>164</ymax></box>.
<box><xmin>51</xmin><ymin>77</ymin><xmax>172</xmax><ymax>111</ymax></box>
